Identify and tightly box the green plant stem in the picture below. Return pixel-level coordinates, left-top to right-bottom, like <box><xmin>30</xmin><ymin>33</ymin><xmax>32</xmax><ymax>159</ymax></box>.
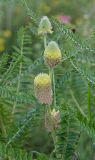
<box><xmin>1</xmin><ymin>55</ymin><xmax>22</xmax><ymax>86</ymax></box>
<box><xmin>49</xmin><ymin>68</ymin><xmax>59</xmax><ymax>159</ymax></box>
<box><xmin>47</xmin><ymin>106</ymin><xmax>58</xmax><ymax>159</ymax></box>
<box><xmin>88</xmin><ymin>82</ymin><xmax>91</xmax><ymax>120</ymax></box>
<box><xmin>70</xmin><ymin>88</ymin><xmax>86</xmax><ymax>117</ymax></box>
<box><xmin>44</xmin><ymin>34</ymin><xmax>47</xmax><ymax>49</ymax></box>
<box><xmin>12</xmin><ymin>33</ymin><xmax>24</xmax><ymax>116</ymax></box>
<box><xmin>49</xmin><ymin>68</ymin><xmax>56</xmax><ymax>108</ymax></box>
<box><xmin>43</xmin><ymin>34</ymin><xmax>58</xmax><ymax>158</ymax></box>
<box><xmin>0</xmin><ymin>113</ymin><xmax>7</xmax><ymax>139</ymax></box>
<box><xmin>47</xmin><ymin>106</ymin><xmax>56</xmax><ymax>143</ymax></box>
<box><xmin>52</xmin><ymin>69</ymin><xmax>56</xmax><ymax>108</ymax></box>
<box><xmin>12</xmin><ymin>63</ymin><xmax>22</xmax><ymax>115</ymax></box>
<box><xmin>23</xmin><ymin>0</ymin><xmax>30</xmax><ymax>11</ymax></box>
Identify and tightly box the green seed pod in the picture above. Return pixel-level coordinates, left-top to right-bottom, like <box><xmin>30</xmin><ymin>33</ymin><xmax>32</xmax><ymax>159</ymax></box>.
<box><xmin>34</xmin><ymin>73</ymin><xmax>52</xmax><ymax>105</ymax></box>
<box><xmin>38</xmin><ymin>16</ymin><xmax>53</xmax><ymax>35</ymax></box>
<box><xmin>44</xmin><ymin>41</ymin><xmax>62</xmax><ymax>68</ymax></box>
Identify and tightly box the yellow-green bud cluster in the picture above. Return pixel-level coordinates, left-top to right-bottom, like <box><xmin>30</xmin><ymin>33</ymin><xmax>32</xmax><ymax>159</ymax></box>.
<box><xmin>44</xmin><ymin>41</ymin><xmax>62</xmax><ymax>68</ymax></box>
<box><xmin>45</xmin><ymin>109</ymin><xmax>60</xmax><ymax>132</ymax></box>
<box><xmin>38</xmin><ymin>16</ymin><xmax>53</xmax><ymax>35</ymax></box>
<box><xmin>34</xmin><ymin>73</ymin><xmax>52</xmax><ymax>105</ymax></box>
<box><xmin>34</xmin><ymin>16</ymin><xmax>62</xmax><ymax>106</ymax></box>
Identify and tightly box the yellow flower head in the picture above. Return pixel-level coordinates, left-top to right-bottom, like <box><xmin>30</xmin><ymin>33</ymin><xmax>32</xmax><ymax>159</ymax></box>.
<box><xmin>3</xmin><ymin>30</ymin><xmax>12</xmax><ymax>38</ymax></box>
<box><xmin>38</xmin><ymin>16</ymin><xmax>53</xmax><ymax>35</ymax></box>
<box><xmin>34</xmin><ymin>73</ymin><xmax>51</xmax><ymax>87</ymax></box>
<box><xmin>34</xmin><ymin>73</ymin><xmax>52</xmax><ymax>105</ymax></box>
<box><xmin>44</xmin><ymin>41</ymin><xmax>62</xmax><ymax>68</ymax></box>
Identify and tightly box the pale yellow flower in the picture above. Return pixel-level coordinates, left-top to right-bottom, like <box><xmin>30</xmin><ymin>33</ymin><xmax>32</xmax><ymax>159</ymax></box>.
<box><xmin>44</xmin><ymin>41</ymin><xmax>62</xmax><ymax>68</ymax></box>
<box><xmin>38</xmin><ymin>16</ymin><xmax>53</xmax><ymax>35</ymax></box>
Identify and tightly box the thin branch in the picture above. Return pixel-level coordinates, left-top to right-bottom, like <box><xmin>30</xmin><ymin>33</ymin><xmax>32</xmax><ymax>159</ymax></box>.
<box><xmin>70</xmin><ymin>88</ymin><xmax>86</xmax><ymax>117</ymax></box>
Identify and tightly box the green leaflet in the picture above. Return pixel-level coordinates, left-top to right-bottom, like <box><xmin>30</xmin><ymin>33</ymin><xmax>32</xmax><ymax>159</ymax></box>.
<box><xmin>56</xmin><ymin>103</ymin><xmax>80</xmax><ymax>160</ymax></box>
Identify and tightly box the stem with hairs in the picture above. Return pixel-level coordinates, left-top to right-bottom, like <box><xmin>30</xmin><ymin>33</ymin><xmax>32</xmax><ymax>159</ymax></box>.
<box><xmin>44</xmin><ymin>34</ymin><xmax>58</xmax><ymax>158</ymax></box>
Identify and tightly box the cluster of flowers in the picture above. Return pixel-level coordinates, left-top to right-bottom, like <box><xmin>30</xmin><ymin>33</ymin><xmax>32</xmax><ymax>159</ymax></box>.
<box><xmin>34</xmin><ymin>16</ymin><xmax>62</xmax><ymax>132</ymax></box>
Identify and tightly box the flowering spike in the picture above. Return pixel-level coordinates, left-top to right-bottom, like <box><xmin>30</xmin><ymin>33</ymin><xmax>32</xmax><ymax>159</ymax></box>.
<box><xmin>38</xmin><ymin>16</ymin><xmax>53</xmax><ymax>35</ymax></box>
<box><xmin>44</xmin><ymin>41</ymin><xmax>62</xmax><ymax>68</ymax></box>
<box><xmin>34</xmin><ymin>73</ymin><xmax>52</xmax><ymax>105</ymax></box>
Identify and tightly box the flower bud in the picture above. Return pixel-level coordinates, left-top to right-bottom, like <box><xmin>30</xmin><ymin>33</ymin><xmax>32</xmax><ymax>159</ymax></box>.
<box><xmin>34</xmin><ymin>73</ymin><xmax>52</xmax><ymax>105</ymax></box>
<box><xmin>45</xmin><ymin>109</ymin><xmax>60</xmax><ymax>132</ymax></box>
<box><xmin>44</xmin><ymin>41</ymin><xmax>62</xmax><ymax>68</ymax></box>
<box><xmin>38</xmin><ymin>16</ymin><xmax>53</xmax><ymax>35</ymax></box>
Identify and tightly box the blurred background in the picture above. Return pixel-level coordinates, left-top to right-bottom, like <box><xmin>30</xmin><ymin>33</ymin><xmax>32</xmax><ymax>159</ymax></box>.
<box><xmin>0</xmin><ymin>0</ymin><xmax>95</xmax><ymax>159</ymax></box>
<box><xmin>0</xmin><ymin>0</ymin><xmax>95</xmax><ymax>54</ymax></box>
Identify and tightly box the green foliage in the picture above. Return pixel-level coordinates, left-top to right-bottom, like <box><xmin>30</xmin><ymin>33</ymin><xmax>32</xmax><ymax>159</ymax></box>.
<box><xmin>56</xmin><ymin>102</ymin><xmax>80</xmax><ymax>160</ymax></box>
<box><xmin>0</xmin><ymin>0</ymin><xmax>95</xmax><ymax>159</ymax></box>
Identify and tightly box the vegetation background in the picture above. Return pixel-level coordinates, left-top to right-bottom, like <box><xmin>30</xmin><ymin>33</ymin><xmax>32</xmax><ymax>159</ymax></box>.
<box><xmin>0</xmin><ymin>0</ymin><xmax>95</xmax><ymax>159</ymax></box>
